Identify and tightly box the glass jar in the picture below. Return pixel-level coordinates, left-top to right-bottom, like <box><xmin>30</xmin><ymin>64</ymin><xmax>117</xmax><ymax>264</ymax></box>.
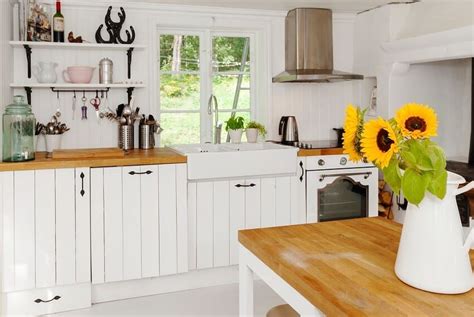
<box><xmin>2</xmin><ymin>95</ymin><xmax>36</xmax><ymax>162</ymax></box>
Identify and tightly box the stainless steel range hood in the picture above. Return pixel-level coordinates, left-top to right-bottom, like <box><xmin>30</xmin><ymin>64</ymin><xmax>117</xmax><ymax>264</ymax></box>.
<box><xmin>272</xmin><ymin>8</ymin><xmax>363</xmax><ymax>83</ymax></box>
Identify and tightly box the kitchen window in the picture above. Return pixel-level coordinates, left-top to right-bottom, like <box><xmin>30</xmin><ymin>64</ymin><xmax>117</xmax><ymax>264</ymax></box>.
<box><xmin>158</xmin><ymin>31</ymin><xmax>255</xmax><ymax>145</ymax></box>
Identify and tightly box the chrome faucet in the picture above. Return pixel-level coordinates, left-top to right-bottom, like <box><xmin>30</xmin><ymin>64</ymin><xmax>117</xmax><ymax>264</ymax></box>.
<box><xmin>208</xmin><ymin>94</ymin><xmax>222</xmax><ymax>144</ymax></box>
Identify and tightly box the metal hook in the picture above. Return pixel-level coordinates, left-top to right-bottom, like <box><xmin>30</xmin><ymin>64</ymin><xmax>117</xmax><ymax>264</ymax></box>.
<box><xmin>73</xmin><ymin>90</ymin><xmax>76</xmax><ymax>98</ymax></box>
<box><xmin>56</xmin><ymin>91</ymin><xmax>59</xmax><ymax>99</ymax></box>
<box><xmin>82</xmin><ymin>90</ymin><xmax>86</xmax><ymax>98</ymax></box>
<box><xmin>95</xmin><ymin>90</ymin><xmax>99</xmax><ymax>98</ymax></box>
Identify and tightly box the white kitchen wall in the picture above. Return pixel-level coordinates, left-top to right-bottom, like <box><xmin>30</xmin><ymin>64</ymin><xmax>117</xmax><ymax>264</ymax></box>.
<box><xmin>4</xmin><ymin>0</ymin><xmax>358</xmax><ymax>149</ymax></box>
<box><xmin>268</xmin><ymin>13</ymin><xmax>360</xmax><ymax>141</ymax></box>
<box><xmin>389</xmin><ymin>59</ymin><xmax>472</xmax><ymax>162</ymax></box>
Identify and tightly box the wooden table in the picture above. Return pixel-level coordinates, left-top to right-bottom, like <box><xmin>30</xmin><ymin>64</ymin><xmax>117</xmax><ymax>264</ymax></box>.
<box><xmin>238</xmin><ymin>217</ymin><xmax>474</xmax><ymax>316</ymax></box>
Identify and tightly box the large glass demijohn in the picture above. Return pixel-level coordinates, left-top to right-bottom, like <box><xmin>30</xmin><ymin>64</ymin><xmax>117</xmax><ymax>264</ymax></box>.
<box><xmin>2</xmin><ymin>95</ymin><xmax>36</xmax><ymax>162</ymax></box>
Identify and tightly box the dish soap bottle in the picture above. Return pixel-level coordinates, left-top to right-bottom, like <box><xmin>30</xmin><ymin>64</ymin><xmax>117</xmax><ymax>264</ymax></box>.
<box><xmin>2</xmin><ymin>96</ymin><xmax>36</xmax><ymax>162</ymax></box>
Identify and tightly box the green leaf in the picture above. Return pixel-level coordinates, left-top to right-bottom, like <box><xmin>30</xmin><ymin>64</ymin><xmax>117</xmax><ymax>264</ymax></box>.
<box><xmin>401</xmin><ymin>151</ymin><xmax>417</xmax><ymax>167</ymax></box>
<box><xmin>401</xmin><ymin>168</ymin><xmax>431</xmax><ymax>205</ymax></box>
<box><xmin>382</xmin><ymin>159</ymin><xmax>402</xmax><ymax>193</ymax></box>
<box><xmin>427</xmin><ymin>169</ymin><xmax>448</xmax><ymax>199</ymax></box>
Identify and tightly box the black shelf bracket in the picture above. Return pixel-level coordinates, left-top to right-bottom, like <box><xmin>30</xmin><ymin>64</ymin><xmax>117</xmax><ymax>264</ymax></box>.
<box><xmin>127</xmin><ymin>87</ymin><xmax>134</xmax><ymax>103</ymax></box>
<box><xmin>126</xmin><ymin>47</ymin><xmax>134</xmax><ymax>79</ymax></box>
<box><xmin>25</xmin><ymin>87</ymin><xmax>32</xmax><ymax>105</ymax></box>
<box><xmin>24</xmin><ymin>44</ymin><xmax>32</xmax><ymax>78</ymax></box>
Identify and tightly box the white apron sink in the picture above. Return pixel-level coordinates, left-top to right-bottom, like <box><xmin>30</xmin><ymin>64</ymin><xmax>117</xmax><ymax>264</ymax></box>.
<box><xmin>171</xmin><ymin>143</ymin><xmax>298</xmax><ymax>180</ymax></box>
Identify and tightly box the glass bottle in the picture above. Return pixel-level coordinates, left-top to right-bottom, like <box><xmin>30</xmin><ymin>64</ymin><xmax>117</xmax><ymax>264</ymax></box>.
<box><xmin>2</xmin><ymin>95</ymin><xmax>36</xmax><ymax>162</ymax></box>
<box><xmin>53</xmin><ymin>0</ymin><xmax>64</xmax><ymax>42</ymax></box>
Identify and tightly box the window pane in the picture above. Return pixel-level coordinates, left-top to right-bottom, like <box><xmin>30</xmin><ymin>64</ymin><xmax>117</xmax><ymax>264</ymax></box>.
<box><xmin>160</xmin><ymin>34</ymin><xmax>200</xmax><ymax>71</ymax></box>
<box><xmin>217</xmin><ymin>112</ymin><xmax>251</xmax><ymax>143</ymax></box>
<box><xmin>212</xmin><ymin>75</ymin><xmax>250</xmax><ymax>110</ymax></box>
<box><xmin>160</xmin><ymin>113</ymin><xmax>201</xmax><ymax>146</ymax></box>
<box><xmin>212</xmin><ymin>36</ymin><xmax>250</xmax><ymax>72</ymax></box>
<box><xmin>160</xmin><ymin>74</ymin><xmax>200</xmax><ymax>110</ymax></box>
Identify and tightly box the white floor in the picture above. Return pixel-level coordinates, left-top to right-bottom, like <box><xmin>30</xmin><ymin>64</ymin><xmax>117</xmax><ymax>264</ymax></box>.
<box><xmin>49</xmin><ymin>281</ymin><xmax>285</xmax><ymax>317</ymax></box>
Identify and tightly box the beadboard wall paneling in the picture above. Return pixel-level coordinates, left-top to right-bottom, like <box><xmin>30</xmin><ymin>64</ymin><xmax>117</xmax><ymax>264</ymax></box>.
<box><xmin>9</xmin><ymin>1</ymin><xmax>359</xmax><ymax>149</ymax></box>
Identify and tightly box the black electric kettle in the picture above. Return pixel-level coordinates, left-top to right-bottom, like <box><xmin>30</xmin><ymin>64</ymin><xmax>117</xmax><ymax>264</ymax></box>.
<box><xmin>279</xmin><ymin>116</ymin><xmax>299</xmax><ymax>145</ymax></box>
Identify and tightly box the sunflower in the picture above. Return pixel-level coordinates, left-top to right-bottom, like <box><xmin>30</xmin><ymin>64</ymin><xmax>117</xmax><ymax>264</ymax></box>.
<box><xmin>342</xmin><ymin>104</ymin><xmax>364</xmax><ymax>161</ymax></box>
<box><xmin>361</xmin><ymin>118</ymin><xmax>399</xmax><ymax>168</ymax></box>
<box><xmin>395</xmin><ymin>103</ymin><xmax>437</xmax><ymax>139</ymax></box>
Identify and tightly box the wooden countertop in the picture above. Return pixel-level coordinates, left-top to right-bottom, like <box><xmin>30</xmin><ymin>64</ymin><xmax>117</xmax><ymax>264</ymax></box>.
<box><xmin>239</xmin><ymin>217</ymin><xmax>474</xmax><ymax>316</ymax></box>
<box><xmin>297</xmin><ymin>147</ymin><xmax>343</xmax><ymax>156</ymax></box>
<box><xmin>0</xmin><ymin>148</ymin><xmax>187</xmax><ymax>171</ymax></box>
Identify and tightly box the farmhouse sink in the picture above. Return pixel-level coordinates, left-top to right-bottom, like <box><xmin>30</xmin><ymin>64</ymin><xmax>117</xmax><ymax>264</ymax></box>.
<box><xmin>171</xmin><ymin>142</ymin><xmax>298</xmax><ymax>180</ymax></box>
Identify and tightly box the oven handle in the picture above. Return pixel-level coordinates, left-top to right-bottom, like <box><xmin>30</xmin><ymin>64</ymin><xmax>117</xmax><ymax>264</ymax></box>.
<box><xmin>319</xmin><ymin>171</ymin><xmax>372</xmax><ymax>182</ymax></box>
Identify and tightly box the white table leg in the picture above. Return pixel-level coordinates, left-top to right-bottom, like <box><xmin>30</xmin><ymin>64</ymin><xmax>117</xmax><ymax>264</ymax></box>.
<box><xmin>239</xmin><ymin>245</ymin><xmax>254</xmax><ymax>317</ymax></box>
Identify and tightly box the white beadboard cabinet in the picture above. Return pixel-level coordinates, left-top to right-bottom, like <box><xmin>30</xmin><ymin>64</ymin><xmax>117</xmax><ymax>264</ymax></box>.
<box><xmin>90</xmin><ymin>164</ymin><xmax>188</xmax><ymax>284</ymax></box>
<box><xmin>188</xmin><ymin>173</ymin><xmax>304</xmax><ymax>271</ymax></box>
<box><xmin>0</xmin><ymin>168</ymin><xmax>91</xmax><ymax>316</ymax></box>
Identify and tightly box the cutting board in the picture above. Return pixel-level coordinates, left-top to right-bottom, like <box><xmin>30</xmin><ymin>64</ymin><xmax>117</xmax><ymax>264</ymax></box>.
<box><xmin>52</xmin><ymin>148</ymin><xmax>125</xmax><ymax>159</ymax></box>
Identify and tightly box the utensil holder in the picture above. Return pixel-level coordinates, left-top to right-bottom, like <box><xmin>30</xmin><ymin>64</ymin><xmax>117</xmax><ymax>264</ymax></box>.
<box><xmin>45</xmin><ymin>134</ymin><xmax>62</xmax><ymax>156</ymax></box>
<box><xmin>119</xmin><ymin>124</ymin><xmax>134</xmax><ymax>151</ymax></box>
<box><xmin>139</xmin><ymin>124</ymin><xmax>155</xmax><ymax>150</ymax></box>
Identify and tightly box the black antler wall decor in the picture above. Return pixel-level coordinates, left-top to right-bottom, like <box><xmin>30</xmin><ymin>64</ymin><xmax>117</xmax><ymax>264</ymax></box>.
<box><xmin>95</xmin><ymin>6</ymin><xmax>135</xmax><ymax>44</ymax></box>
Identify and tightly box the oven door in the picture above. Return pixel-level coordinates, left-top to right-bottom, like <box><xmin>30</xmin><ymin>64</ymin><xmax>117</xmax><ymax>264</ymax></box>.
<box><xmin>306</xmin><ymin>167</ymin><xmax>378</xmax><ymax>223</ymax></box>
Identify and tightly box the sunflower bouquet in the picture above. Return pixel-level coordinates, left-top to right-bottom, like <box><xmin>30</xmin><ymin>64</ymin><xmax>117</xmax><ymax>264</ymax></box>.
<box><xmin>343</xmin><ymin>103</ymin><xmax>447</xmax><ymax>205</ymax></box>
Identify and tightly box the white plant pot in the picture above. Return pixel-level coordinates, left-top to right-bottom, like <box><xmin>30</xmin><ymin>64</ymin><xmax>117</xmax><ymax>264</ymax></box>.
<box><xmin>246</xmin><ymin>129</ymin><xmax>258</xmax><ymax>143</ymax></box>
<box><xmin>45</xmin><ymin>134</ymin><xmax>62</xmax><ymax>154</ymax></box>
<box><xmin>394</xmin><ymin>172</ymin><xmax>474</xmax><ymax>294</ymax></box>
<box><xmin>228</xmin><ymin>129</ymin><xmax>243</xmax><ymax>144</ymax></box>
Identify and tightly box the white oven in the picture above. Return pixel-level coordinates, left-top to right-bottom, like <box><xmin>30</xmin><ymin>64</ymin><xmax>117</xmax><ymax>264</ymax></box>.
<box><xmin>306</xmin><ymin>155</ymin><xmax>378</xmax><ymax>223</ymax></box>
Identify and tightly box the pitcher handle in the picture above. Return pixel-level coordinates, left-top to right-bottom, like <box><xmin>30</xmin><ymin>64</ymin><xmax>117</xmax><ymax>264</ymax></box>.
<box><xmin>455</xmin><ymin>181</ymin><xmax>474</xmax><ymax>196</ymax></box>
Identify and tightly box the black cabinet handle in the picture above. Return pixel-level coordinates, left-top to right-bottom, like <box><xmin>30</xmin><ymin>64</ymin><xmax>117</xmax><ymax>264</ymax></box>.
<box><xmin>299</xmin><ymin>161</ymin><xmax>304</xmax><ymax>182</ymax></box>
<box><xmin>34</xmin><ymin>295</ymin><xmax>61</xmax><ymax>303</ymax></box>
<box><xmin>80</xmin><ymin>172</ymin><xmax>85</xmax><ymax>197</ymax></box>
<box><xmin>128</xmin><ymin>170</ymin><xmax>153</xmax><ymax>175</ymax></box>
<box><xmin>235</xmin><ymin>183</ymin><xmax>256</xmax><ymax>188</ymax></box>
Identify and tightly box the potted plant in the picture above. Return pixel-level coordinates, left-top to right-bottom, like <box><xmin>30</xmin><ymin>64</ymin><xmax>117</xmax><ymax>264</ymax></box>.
<box><xmin>245</xmin><ymin>121</ymin><xmax>267</xmax><ymax>143</ymax></box>
<box><xmin>225</xmin><ymin>116</ymin><xmax>245</xmax><ymax>143</ymax></box>
<box><xmin>342</xmin><ymin>103</ymin><xmax>474</xmax><ymax>294</ymax></box>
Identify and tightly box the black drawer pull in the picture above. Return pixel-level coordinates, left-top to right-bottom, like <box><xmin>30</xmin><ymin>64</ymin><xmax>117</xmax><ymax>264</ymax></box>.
<box><xmin>235</xmin><ymin>183</ymin><xmax>256</xmax><ymax>188</ymax></box>
<box><xmin>129</xmin><ymin>170</ymin><xmax>153</xmax><ymax>175</ymax></box>
<box><xmin>299</xmin><ymin>161</ymin><xmax>304</xmax><ymax>182</ymax></box>
<box><xmin>34</xmin><ymin>295</ymin><xmax>61</xmax><ymax>303</ymax></box>
<box><xmin>80</xmin><ymin>172</ymin><xmax>85</xmax><ymax>197</ymax></box>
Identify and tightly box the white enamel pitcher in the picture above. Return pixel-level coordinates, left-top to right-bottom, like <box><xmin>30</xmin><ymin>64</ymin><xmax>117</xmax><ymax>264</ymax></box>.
<box><xmin>395</xmin><ymin>172</ymin><xmax>474</xmax><ymax>294</ymax></box>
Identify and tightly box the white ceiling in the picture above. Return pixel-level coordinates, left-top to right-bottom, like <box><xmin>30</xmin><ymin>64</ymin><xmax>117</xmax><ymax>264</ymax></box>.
<box><xmin>131</xmin><ymin>0</ymin><xmax>417</xmax><ymax>13</ymax></box>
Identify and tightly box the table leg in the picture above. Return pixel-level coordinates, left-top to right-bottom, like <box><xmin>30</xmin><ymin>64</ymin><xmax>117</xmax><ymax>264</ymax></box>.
<box><xmin>239</xmin><ymin>246</ymin><xmax>254</xmax><ymax>317</ymax></box>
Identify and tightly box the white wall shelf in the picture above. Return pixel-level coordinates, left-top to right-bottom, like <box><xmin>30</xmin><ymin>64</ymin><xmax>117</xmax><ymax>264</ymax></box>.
<box><xmin>9</xmin><ymin>41</ymin><xmax>147</xmax><ymax>50</ymax></box>
<box><xmin>11</xmin><ymin>41</ymin><xmax>146</xmax><ymax>82</ymax></box>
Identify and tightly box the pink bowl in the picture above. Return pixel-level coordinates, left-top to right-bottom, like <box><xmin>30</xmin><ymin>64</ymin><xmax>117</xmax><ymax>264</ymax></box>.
<box><xmin>62</xmin><ymin>66</ymin><xmax>95</xmax><ymax>84</ymax></box>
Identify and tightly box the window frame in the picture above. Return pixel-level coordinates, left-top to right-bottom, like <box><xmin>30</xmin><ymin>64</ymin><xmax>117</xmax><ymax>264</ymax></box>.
<box><xmin>156</xmin><ymin>27</ymin><xmax>258</xmax><ymax>145</ymax></box>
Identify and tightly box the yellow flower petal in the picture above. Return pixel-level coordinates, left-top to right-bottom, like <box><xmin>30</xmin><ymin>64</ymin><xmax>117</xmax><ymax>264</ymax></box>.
<box><xmin>361</xmin><ymin>118</ymin><xmax>399</xmax><ymax>168</ymax></box>
<box><xmin>395</xmin><ymin>103</ymin><xmax>438</xmax><ymax>139</ymax></box>
<box><xmin>342</xmin><ymin>104</ymin><xmax>364</xmax><ymax>162</ymax></box>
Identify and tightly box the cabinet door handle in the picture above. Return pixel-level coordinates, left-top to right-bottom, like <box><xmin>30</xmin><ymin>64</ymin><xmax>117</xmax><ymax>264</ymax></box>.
<box><xmin>80</xmin><ymin>172</ymin><xmax>85</xmax><ymax>197</ymax></box>
<box><xmin>34</xmin><ymin>295</ymin><xmax>61</xmax><ymax>303</ymax></box>
<box><xmin>299</xmin><ymin>161</ymin><xmax>304</xmax><ymax>182</ymax></box>
<box><xmin>128</xmin><ymin>170</ymin><xmax>153</xmax><ymax>175</ymax></box>
<box><xmin>235</xmin><ymin>183</ymin><xmax>256</xmax><ymax>188</ymax></box>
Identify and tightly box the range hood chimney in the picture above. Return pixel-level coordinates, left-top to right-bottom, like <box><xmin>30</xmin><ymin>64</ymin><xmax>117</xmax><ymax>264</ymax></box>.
<box><xmin>272</xmin><ymin>8</ymin><xmax>363</xmax><ymax>83</ymax></box>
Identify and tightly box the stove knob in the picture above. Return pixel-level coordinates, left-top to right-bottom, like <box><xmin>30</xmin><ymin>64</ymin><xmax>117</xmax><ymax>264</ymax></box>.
<box><xmin>318</xmin><ymin>159</ymin><xmax>325</xmax><ymax>166</ymax></box>
<box><xmin>308</xmin><ymin>144</ymin><xmax>313</xmax><ymax>149</ymax></box>
<box><xmin>340</xmin><ymin>157</ymin><xmax>347</xmax><ymax>166</ymax></box>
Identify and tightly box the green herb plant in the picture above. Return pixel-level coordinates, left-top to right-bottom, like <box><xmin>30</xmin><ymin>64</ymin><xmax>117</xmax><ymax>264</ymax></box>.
<box><xmin>246</xmin><ymin>121</ymin><xmax>267</xmax><ymax>137</ymax></box>
<box><xmin>225</xmin><ymin>116</ymin><xmax>245</xmax><ymax>131</ymax></box>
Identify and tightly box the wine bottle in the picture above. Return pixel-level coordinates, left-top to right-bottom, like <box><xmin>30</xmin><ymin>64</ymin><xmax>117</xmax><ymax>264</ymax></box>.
<box><xmin>53</xmin><ymin>0</ymin><xmax>64</xmax><ymax>42</ymax></box>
